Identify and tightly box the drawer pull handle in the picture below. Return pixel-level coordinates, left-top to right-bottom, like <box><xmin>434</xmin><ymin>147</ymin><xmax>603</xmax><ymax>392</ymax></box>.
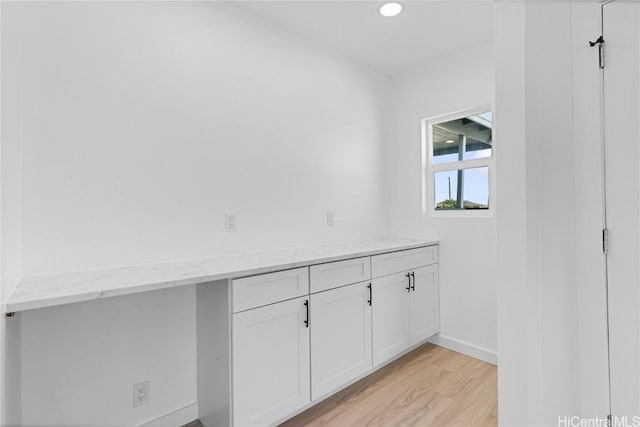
<box><xmin>367</xmin><ymin>283</ymin><xmax>372</xmax><ymax>306</ymax></box>
<box><xmin>410</xmin><ymin>272</ymin><xmax>415</xmax><ymax>291</ymax></box>
<box><xmin>405</xmin><ymin>273</ymin><xmax>411</xmax><ymax>293</ymax></box>
<box><xmin>304</xmin><ymin>300</ymin><xmax>309</xmax><ymax>328</ymax></box>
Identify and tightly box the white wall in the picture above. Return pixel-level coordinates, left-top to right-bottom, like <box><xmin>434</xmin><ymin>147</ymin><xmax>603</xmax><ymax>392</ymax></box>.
<box><xmin>497</xmin><ymin>2</ymin><xmax>581</xmax><ymax>424</ymax></box>
<box><xmin>494</xmin><ymin>4</ymin><xmax>529</xmax><ymax>424</ymax></box>
<box><xmin>388</xmin><ymin>46</ymin><xmax>497</xmax><ymax>362</ymax></box>
<box><xmin>21</xmin><ymin>287</ymin><xmax>197</xmax><ymax>427</ymax></box>
<box><xmin>495</xmin><ymin>2</ymin><xmax>609</xmax><ymax>424</ymax></box>
<box><xmin>526</xmin><ymin>4</ymin><xmax>580</xmax><ymax>422</ymax></box>
<box><xmin>1</xmin><ymin>1</ymin><xmax>23</xmax><ymax>425</ymax></box>
<box><xmin>6</xmin><ymin>2</ymin><xmax>390</xmax><ymax>425</ymax></box>
<box><xmin>571</xmin><ymin>3</ymin><xmax>610</xmax><ymax>419</ymax></box>
<box><xmin>19</xmin><ymin>2</ymin><xmax>389</xmax><ymax>277</ymax></box>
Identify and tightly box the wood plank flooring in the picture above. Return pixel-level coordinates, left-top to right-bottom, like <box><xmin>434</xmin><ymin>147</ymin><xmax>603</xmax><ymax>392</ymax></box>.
<box><xmin>281</xmin><ymin>343</ymin><xmax>497</xmax><ymax>427</ymax></box>
<box><xmin>183</xmin><ymin>343</ymin><xmax>497</xmax><ymax>427</ymax></box>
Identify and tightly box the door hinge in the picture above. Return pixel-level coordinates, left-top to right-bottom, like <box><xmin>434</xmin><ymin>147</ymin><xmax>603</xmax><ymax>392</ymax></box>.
<box><xmin>589</xmin><ymin>35</ymin><xmax>605</xmax><ymax>69</ymax></box>
<box><xmin>603</xmin><ymin>228</ymin><xmax>609</xmax><ymax>255</ymax></box>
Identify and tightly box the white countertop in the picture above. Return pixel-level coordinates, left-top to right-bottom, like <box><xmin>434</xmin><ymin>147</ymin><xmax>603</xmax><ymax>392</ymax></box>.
<box><xmin>7</xmin><ymin>238</ymin><xmax>438</xmax><ymax>312</ymax></box>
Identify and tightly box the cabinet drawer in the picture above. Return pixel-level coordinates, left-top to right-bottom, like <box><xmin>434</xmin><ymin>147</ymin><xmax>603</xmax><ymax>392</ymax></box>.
<box><xmin>371</xmin><ymin>246</ymin><xmax>438</xmax><ymax>278</ymax></box>
<box><xmin>310</xmin><ymin>257</ymin><xmax>371</xmax><ymax>293</ymax></box>
<box><xmin>232</xmin><ymin>267</ymin><xmax>309</xmax><ymax>313</ymax></box>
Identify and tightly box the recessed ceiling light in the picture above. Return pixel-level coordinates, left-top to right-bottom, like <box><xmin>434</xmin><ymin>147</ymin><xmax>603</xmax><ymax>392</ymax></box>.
<box><xmin>379</xmin><ymin>2</ymin><xmax>402</xmax><ymax>17</ymax></box>
<box><xmin>445</xmin><ymin>140</ymin><xmax>455</xmax><ymax>144</ymax></box>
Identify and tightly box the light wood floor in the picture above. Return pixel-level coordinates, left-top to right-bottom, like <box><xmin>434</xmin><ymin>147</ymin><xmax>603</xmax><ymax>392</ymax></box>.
<box><xmin>184</xmin><ymin>343</ymin><xmax>497</xmax><ymax>427</ymax></box>
<box><xmin>281</xmin><ymin>343</ymin><xmax>497</xmax><ymax>427</ymax></box>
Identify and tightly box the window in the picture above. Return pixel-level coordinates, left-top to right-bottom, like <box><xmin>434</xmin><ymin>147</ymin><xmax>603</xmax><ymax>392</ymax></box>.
<box><xmin>423</xmin><ymin>108</ymin><xmax>494</xmax><ymax>215</ymax></box>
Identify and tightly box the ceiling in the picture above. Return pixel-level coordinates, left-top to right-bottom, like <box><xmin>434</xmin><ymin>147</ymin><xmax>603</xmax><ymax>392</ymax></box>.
<box><xmin>234</xmin><ymin>1</ymin><xmax>495</xmax><ymax>76</ymax></box>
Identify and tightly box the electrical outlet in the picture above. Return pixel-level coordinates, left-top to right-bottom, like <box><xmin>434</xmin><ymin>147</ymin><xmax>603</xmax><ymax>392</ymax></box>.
<box><xmin>133</xmin><ymin>381</ymin><xmax>149</xmax><ymax>408</ymax></box>
<box><xmin>326</xmin><ymin>211</ymin><xmax>335</xmax><ymax>227</ymax></box>
<box><xmin>225</xmin><ymin>213</ymin><xmax>237</xmax><ymax>232</ymax></box>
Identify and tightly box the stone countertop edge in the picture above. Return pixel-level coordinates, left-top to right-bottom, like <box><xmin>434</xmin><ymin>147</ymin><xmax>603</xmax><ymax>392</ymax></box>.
<box><xmin>6</xmin><ymin>238</ymin><xmax>439</xmax><ymax>313</ymax></box>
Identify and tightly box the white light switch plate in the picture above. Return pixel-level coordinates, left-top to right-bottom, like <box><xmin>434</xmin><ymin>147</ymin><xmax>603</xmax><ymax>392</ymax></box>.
<box><xmin>326</xmin><ymin>211</ymin><xmax>335</xmax><ymax>226</ymax></box>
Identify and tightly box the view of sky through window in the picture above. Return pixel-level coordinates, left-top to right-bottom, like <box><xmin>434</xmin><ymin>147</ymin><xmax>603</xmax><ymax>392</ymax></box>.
<box><xmin>431</xmin><ymin>112</ymin><xmax>492</xmax><ymax>210</ymax></box>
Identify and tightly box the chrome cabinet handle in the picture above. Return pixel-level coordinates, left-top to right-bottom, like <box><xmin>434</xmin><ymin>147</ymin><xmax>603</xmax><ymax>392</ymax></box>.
<box><xmin>367</xmin><ymin>283</ymin><xmax>372</xmax><ymax>306</ymax></box>
<box><xmin>410</xmin><ymin>272</ymin><xmax>415</xmax><ymax>291</ymax></box>
<box><xmin>405</xmin><ymin>273</ymin><xmax>411</xmax><ymax>293</ymax></box>
<box><xmin>304</xmin><ymin>300</ymin><xmax>309</xmax><ymax>328</ymax></box>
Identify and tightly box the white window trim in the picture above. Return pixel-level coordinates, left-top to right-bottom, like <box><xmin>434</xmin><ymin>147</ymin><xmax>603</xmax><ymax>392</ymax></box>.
<box><xmin>421</xmin><ymin>105</ymin><xmax>495</xmax><ymax>218</ymax></box>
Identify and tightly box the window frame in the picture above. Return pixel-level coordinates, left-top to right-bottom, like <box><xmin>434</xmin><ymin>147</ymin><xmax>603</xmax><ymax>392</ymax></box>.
<box><xmin>421</xmin><ymin>105</ymin><xmax>495</xmax><ymax>218</ymax></box>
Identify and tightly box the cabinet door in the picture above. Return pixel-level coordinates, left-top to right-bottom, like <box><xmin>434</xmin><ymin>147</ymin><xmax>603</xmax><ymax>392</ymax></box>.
<box><xmin>371</xmin><ymin>272</ymin><xmax>411</xmax><ymax>367</ymax></box>
<box><xmin>310</xmin><ymin>282</ymin><xmax>372</xmax><ymax>400</ymax></box>
<box><xmin>409</xmin><ymin>265</ymin><xmax>440</xmax><ymax>345</ymax></box>
<box><xmin>232</xmin><ymin>297</ymin><xmax>310</xmax><ymax>427</ymax></box>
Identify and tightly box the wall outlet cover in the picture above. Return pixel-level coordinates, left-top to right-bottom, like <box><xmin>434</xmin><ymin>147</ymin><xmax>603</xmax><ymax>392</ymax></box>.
<box><xmin>133</xmin><ymin>381</ymin><xmax>150</xmax><ymax>408</ymax></box>
<box><xmin>225</xmin><ymin>213</ymin><xmax>237</xmax><ymax>232</ymax></box>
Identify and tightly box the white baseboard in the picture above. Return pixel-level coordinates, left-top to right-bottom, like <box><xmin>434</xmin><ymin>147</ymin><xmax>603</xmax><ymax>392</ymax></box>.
<box><xmin>429</xmin><ymin>334</ymin><xmax>498</xmax><ymax>365</ymax></box>
<box><xmin>139</xmin><ymin>402</ymin><xmax>199</xmax><ymax>427</ymax></box>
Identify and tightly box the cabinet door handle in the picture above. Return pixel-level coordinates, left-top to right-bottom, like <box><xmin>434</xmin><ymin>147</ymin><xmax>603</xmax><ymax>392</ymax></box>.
<box><xmin>405</xmin><ymin>273</ymin><xmax>411</xmax><ymax>293</ymax></box>
<box><xmin>304</xmin><ymin>300</ymin><xmax>309</xmax><ymax>328</ymax></box>
<box><xmin>367</xmin><ymin>283</ymin><xmax>372</xmax><ymax>306</ymax></box>
<box><xmin>410</xmin><ymin>272</ymin><xmax>416</xmax><ymax>291</ymax></box>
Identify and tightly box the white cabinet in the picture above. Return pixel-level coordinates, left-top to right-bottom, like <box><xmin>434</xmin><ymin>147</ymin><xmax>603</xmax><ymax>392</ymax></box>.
<box><xmin>410</xmin><ymin>265</ymin><xmax>440</xmax><ymax>345</ymax></box>
<box><xmin>197</xmin><ymin>243</ymin><xmax>439</xmax><ymax>427</ymax></box>
<box><xmin>232</xmin><ymin>267</ymin><xmax>309</xmax><ymax>313</ymax></box>
<box><xmin>371</xmin><ymin>263</ymin><xmax>439</xmax><ymax>367</ymax></box>
<box><xmin>310</xmin><ymin>281</ymin><xmax>372</xmax><ymax>400</ymax></box>
<box><xmin>371</xmin><ymin>272</ymin><xmax>411</xmax><ymax>367</ymax></box>
<box><xmin>371</xmin><ymin>246</ymin><xmax>438</xmax><ymax>278</ymax></box>
<box><xmin>232</xmin><ymin>297</ymin><xmax>310</xmax><ymax>427</ymax></box>
<box><xmin>309</xmin><ymin>257</ymin><xmax>371</xmax><ymax>293</ymax></box>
